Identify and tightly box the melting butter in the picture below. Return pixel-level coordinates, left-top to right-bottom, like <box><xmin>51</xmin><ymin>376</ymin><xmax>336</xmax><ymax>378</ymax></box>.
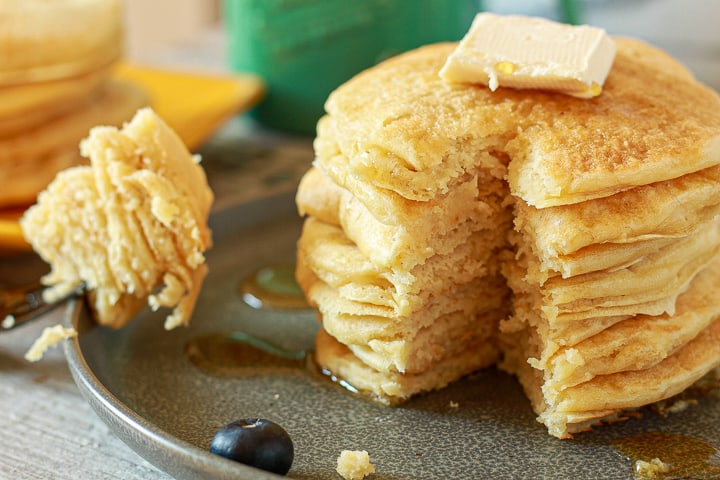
<box><xmin>440</xmin><ymin>13</ymin><xmax>616</xmax><ymax>98</ymax></box>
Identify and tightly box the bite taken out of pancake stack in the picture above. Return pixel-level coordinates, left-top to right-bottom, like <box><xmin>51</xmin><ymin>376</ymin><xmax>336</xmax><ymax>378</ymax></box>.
<box><xmin>0</xmin><ymin>0</ymin><xmax>148</xmax><ymax>208</ymax></box>
<box><xmin>295</xmin><ymin>17</ymin><xmax>720</xmax><ymax>438</ymax></box>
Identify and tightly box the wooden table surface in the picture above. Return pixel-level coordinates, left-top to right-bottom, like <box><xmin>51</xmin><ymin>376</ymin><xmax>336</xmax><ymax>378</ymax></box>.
<box><xmin>0</xmin><ymin>305</ymin><xmax>173</xmax><ymax>480</ymax></box>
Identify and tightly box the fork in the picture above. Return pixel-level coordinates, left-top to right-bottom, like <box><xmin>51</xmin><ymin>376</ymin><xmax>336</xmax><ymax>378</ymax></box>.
<box><xmin>0</xmin><ymin>281</ymin><xmax>85</xmax><ymax>331</ymax></box>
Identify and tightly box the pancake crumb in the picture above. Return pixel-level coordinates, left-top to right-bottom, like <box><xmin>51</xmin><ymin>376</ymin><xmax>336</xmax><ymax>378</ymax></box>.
<box><xmin>24</xmin><ymin>325</ymin><xmax>77</xmax><ymax>362</ymax></box>
<box><xmin>634</xmin><ymin>457</ymin><xmax>671</xmax><ymax>479</ymax></box>
<box><xmin>336</xmin><ymin>450</ymin><xmax>375</xmax><ymax>480</ymax></box>
<box><xmin>651</xmin><ymin>398</ymin><xmax>699</xmax><ymax>418</ymax></box>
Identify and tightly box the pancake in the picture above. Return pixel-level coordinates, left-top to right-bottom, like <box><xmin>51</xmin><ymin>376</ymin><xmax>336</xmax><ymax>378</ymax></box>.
<box><xmin>298</xmin><ymin>217</ymin><xmax>505</xmax><ymax>314</ymax></box>
<box><xmin>297</xmin><ymin>33</ymin><xmax>720</xmax><ymax>439</ymax></box>
<box><xmin>0</xmin><ymin>0</ymin><xmax>134</xmax><ymax>209</ymax></box>
<box><xmin>315</xmin><ymin>328</ymin><xmax>500</xmax><ymax>404</ymax></box>
<box><xmin>316</xmin><ymin>39</ymin><xmax>720</xmax><ymax>208</ymax></box>
<box><xmin>540</xmin><ymin>219</ymin><xmax>720</xmax><ymax>314</ymax></box>
<box><xmin>0</xmin><ymin>66</ymin><xmax>111</xmax><ymax>136</ymax></box>
<box><xmin>346</xmin><ymin>307</ymin><xmax>499</xmax><ymax>375</ymax></box>
<box><xmin>315</xmin><ymin>120</ymin><xmax>509</xmax><ymax>225</ymax></box>
<box><xmin>297</xmin><ymin>215</ymin><xmax>509</xmax><ymax>374</ymax></box>
<box><xmin>303</xmin><ymin>272</ymin><xmax>507</xmax><ymax>374</ymax></box>
<box><xmin>21</xmin><ymin>108</ymin><xmax>213</xmax><ymax>329</ymax></box>
<box><xmin>0</xmin><ymin>81</ymin><xmax>148</xmax><ymax>207</ymax></box>
<box><xmin>298</xmin><ymin>165</ymin><xmax>510</xmax><ymax>270</ymax></box>
<box><xmin>0</xmin><ymin>0</ymin><xmax>122</xmax><ymax>86</ymax></box>
<box><xmin>504</xmin><ymin>290</ymin><xmax>720</xmax><ymax>439</ymax></box>
<box><xmin>513</xmin><ymin>164</ymin><xmax>720</xmax><ymax>277</ymax></box>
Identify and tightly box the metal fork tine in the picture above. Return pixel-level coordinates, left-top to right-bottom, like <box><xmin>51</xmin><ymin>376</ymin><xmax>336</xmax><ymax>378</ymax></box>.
<box><xmin>1</xmin><ymin>282</ymin><xmax>85</xmax><ymax>330</ymax></box>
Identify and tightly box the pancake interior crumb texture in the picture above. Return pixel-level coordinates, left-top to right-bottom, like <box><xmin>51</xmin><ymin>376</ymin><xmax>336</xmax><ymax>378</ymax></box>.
<box><xmin>21</xmin><ymin>108</ymin><xmax>213</xmax><ymax>330</ymax></box>
<box><xmin>336</xmin><ymin>450</ymin><xmax>375</xmax><ymax>480</ymax></box>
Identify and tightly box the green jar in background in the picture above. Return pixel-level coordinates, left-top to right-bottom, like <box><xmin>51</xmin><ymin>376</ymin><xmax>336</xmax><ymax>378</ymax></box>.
<box><xmin>223</xmin><ymin>0</ymin><xmax>481</xmax><ymax>135</ymax></box>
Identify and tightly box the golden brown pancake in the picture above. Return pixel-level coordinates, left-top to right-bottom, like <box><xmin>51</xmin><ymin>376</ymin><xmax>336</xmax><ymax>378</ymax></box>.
<box><xmin>296</xmin><ymin>212</ymin><xmax>509</xmax><ymax>375</ymax></box>
<box><xmin>297</xmin><ymin>36</ymin><xmax>720</xmax><ymax>439</ymax></box>
<box><xmin>0</xmin><ymin>0</ymin><xmax>134</xmax><ymax>209</ymax></box>
<box><xmin>0</xmin><ymin>0</ymin><xmax>122</xmax><ymax>86</ymax></box>
<box><xmin>297</xmin><ymin>166</ymin><xmax>510</xmax><ymax>270</ymax></box>
<box><xmin>0</xmin><ymin>67</ymin><xmax>112</xmax><ymax>137</ymax></box>
<box><xmin>503</xmin><ymin>279</ymin><xmax>720</xmax><ymax>439</ymax></box>
<box><xmin>315</xmin><ymin>328</ymin><xmax>500</xmax><ymax>404</ymax></box>
<box><xmin>316</xmin><ymin>39</ymin><xmax>720</xmax><ymax>208</ymax></box>
<box><xmin>514</xmin><ymin>164</ymin><xmax>720</xmax><ymax>273</ymax></box>
<box><xmin>298</xmin><ymin>217</ymin><xmax>505</xmax><ymax>315</ymax></box>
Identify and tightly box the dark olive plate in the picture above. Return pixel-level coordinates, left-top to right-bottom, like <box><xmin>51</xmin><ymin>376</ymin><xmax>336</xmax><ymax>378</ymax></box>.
<box><xmin>63</xmin><ymin>191</ymin><xmax>720</xmax><ymax>480</ymax></box>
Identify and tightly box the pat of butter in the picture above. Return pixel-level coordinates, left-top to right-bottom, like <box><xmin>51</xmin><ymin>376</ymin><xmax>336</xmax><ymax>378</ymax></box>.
<box><xmin>440</xmin><ymin>13</ymin><xmax>616</xmax><ymax>98</ymax></box>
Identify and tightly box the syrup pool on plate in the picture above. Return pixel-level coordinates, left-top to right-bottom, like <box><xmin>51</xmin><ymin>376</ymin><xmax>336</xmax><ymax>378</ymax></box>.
<box><xmin>239</xmin><ymin>264</ymin><xmax>309</xmax><ymax>310</ymax></box>
<box><xmin>186</xmin><ymin>331</ymin><xmax>308</xmax><ymax>376</ymax></box>
<box><xmin>612</xmin><ymin>432</ymin><xmax>720</xmax><ymax>480</ymax></box>
<box><xmin>187</xmin><ymin>263</ymin><xmax>311</xmax><ymax>376</ymax></box>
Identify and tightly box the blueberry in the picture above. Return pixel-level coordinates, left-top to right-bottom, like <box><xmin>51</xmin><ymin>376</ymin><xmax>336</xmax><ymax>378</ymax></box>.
<box><xmin>210</xmin><ymin>418</ymin><xmax>294</xmax><ymax>475</ymax></box>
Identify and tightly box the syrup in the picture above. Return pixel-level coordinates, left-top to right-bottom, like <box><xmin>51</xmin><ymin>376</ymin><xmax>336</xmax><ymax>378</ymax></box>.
<box><xmin>185</xmin><ymin>329</ymin><xmax>394</xmax><ymax>407</ymax></box>
<box><xmin>239</xmin><ymin>264</ymin><xmax>309</xmax><ymax>310</ymax></box>
<box><xmin>186</xmin><ymin>331</ymin><xmax>307</xmax><ymax>376</ymax></box>
<box><xmin>612</xmin><ymin>432</ymin><xmax>720</xmax><ymax>480</ymax></box>
<box><xmin>188</xmin><ymin>263</ymin><xmax>312</xmax><ymax>375</ymax></box>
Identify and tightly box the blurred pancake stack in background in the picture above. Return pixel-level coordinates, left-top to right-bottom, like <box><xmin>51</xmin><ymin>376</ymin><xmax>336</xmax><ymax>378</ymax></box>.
<box><xmin>0</xmin><ymin>0</ymin><xmax>148</xmax><ymax>208</ymax></box>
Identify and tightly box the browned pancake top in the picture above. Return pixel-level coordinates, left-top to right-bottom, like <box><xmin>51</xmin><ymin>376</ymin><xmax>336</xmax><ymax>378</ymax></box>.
<box><xmin>320</xmin><ymin>39</ymin><xmax>720</xmax><ymax>207</ymax></box>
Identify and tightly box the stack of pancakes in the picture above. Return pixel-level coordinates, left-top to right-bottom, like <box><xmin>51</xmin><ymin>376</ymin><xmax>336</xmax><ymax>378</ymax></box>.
<box><xmin>296</xmin><ymin>38</ymin><xmax>720</xmax><ymax>438</ymax></box>
<box><xmin>296</xmin><ymin>164</ymin><xmax>511</xmax><ymax>400</ymax></box>
<box><xmin>0</xmin><ymin>0</ymin><xmax>147</xmax><ymax>208</ymax></box>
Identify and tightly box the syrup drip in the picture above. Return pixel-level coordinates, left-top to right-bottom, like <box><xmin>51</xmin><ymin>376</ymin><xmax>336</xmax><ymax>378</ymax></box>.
<box><xmin>239</xmin><ymin>264</ymin><xmax>309</xmax><ymax>310</ymax></box>
<box><xmin>185</xmin><ymin>331</ymin><xmax>391</xmax><ymax>406</ymax></box>
<box><xmin>318</xmin><ymin>366</ymin><xmax>400</xmax><ymax>406</ymax></box>
<box><xmin>612</xmin><ymin>432</ymin><xmax>720</xmax><ymax>480</ymax></box>
<box><xmin>186</xmin><ymin>332</ymin><xmax>307</xmax><ymax>376</ymax></box>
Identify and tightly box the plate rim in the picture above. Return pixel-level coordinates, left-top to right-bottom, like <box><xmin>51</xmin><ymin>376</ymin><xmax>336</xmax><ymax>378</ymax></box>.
<box><xmin>62</xmin><ymin>298</ymin><xmax>287</xmax><ymax>480</ymax></box>
<box><xmin>59</xmin><ymin>190</ymin><xmax>303</xmax><ymax>480</ymax></box>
